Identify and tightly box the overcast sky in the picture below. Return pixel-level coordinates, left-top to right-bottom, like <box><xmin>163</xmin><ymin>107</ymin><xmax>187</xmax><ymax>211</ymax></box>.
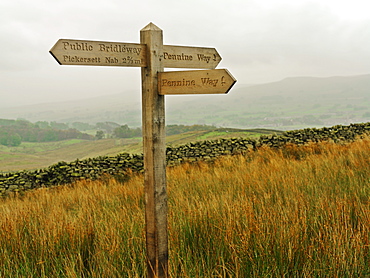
<box><xmin>1</xmin><ymin>0</ymin><xmax>369</xmax><ymax>108</ymax></box>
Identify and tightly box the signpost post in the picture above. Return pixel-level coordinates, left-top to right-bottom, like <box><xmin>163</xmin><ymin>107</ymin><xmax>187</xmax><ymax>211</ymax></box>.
<box><xmin>140</xmin><ymin>23</ymin><xmax>168</xmax><ymax>277</ymax></box>
<box><xmin>50</xmin><ymin>22</ymin><xmax>236</xmax><ymax>278</ymax></box>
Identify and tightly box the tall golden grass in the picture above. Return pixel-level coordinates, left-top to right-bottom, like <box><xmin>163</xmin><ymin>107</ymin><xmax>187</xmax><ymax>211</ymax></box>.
<box><xmin>0</xmin><ymin>136</ymin><xmax>369</xmax><ymax>277</ymax></box>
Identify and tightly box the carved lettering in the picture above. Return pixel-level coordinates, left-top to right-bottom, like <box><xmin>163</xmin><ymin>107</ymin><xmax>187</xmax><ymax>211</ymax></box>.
<box><xmin>201</xmin><ymin>77</ymin><xmax>218</xmax><ymax>87</ymax></box>
<box><xmin>163</xmin><ymin>52</ymin><xmax>193</xmax><ymax>61</ymax></box>
<box><xmin>99</xmin><ymin>44</ymin><xmax>142</xmax><ymax>55</ymax></box>
<box><xmin>122</xmin><ymin>57</ymin><xmax>143</xmax><ymax>64</ymax></box>
<box><xmin>63</xmin><ymin>55</ymin><xmax>101</xmax><ymax>63</ymax></box>
<box><xmin>161</xmin><ymin>79</ymin><xmax>196</xmax><ymax>87</ymax></box>
<box><xmin>197</xmin><ymin>54</ymin><xmax>211</xmax><ymax>63</ymax></box>
<box><xmin>62</xmin><ymin>42</ymin><xmax>93</xmax><ymax>51</ymax></box>
<box><xmin>105</xmin><ymin>57</ymin><xmax>119</xmax><ymax>63</ymax></box>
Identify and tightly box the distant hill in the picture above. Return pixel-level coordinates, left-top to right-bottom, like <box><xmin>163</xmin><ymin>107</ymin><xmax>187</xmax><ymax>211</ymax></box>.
<box><xmin>0</xmin><ymin>91</ymin><xmax>142</xmax><ymax>126</ymax></box>
<box><xmin>1</xmin><ymin>74</ymin><xmax>369</xmax><ymax>130</ymax></box>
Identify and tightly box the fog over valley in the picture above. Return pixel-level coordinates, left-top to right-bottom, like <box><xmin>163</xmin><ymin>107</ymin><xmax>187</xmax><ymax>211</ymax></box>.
<box><xmin>1</xmin><ymin>0</ymin><xmax>370</xmax><ymax>128</ymax></box>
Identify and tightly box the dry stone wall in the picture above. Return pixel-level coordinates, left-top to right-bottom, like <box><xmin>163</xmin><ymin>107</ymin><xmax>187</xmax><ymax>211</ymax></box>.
<box><xmin>1</xmin><ymin>122</ymin><xmax>369</xmax><ymax>196</ymax></box>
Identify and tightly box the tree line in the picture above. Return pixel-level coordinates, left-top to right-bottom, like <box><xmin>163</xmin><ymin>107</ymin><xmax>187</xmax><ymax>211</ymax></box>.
<box><xmin>0</xmin><ymin>118</ymin><xmax>216</xmax><ymax>146</ymax></box>
<box><xmin>0</xmin><ymin>119</ymin><xmax>93</xmax><ymax>146</ymax></box>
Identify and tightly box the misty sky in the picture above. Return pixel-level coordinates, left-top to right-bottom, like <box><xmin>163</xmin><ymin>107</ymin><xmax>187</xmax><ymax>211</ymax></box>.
<box><xmin>1</xmin><ymin>0</ymin><xmax>370</xmax><ymax>108</ymax></box>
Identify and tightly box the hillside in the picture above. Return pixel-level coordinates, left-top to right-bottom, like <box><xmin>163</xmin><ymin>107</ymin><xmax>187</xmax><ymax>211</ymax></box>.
<box><xmin>169</xmin><ymin>74</ymin><xmax>370</xmax><ymax>128</ymax></box>
<box><xmin>1</xmin><ymin>74</ymin><xmax>369</xmax><ymax>129</ymax></box>
<box><xmin>1</xmin><ymin>137</ymin><xmax>369</xmax><ymax>276</ymax></box>
<box><xmin>1</xmin><ymin>122</ymin><xmax>369</xmax><ymax>195</ymax></box>
<box><xmin>1</xmin><ymin>136</ymin><xmax>369</xmax><ymax>276</ymax></box>
<box><xmin>0</xmin><ymin>128</ymin><xmax>280</xmax><ymax>172</ymax></box>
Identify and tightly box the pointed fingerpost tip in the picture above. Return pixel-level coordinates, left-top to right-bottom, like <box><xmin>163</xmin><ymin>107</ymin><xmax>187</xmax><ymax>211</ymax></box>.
<box><xmin>141</xmin><ymin>22</ymin><xmax>162</xmax><ymax>31</ymax></box>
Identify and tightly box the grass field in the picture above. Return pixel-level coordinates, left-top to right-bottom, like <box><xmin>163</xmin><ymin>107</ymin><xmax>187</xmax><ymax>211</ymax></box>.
<box><xmin>0</xmin><ymin>136</ymin><xmax>369</xmax><ymax>277</ymax></box>
<box><xmin>0</xmin><ymin>129</ymin><xmax>278</xmax><ymax>172</ymax></box>
<box><xmin>0</xmin><ymin>138</ymin><xmax>141</xmax><ymax>172</ymax></box>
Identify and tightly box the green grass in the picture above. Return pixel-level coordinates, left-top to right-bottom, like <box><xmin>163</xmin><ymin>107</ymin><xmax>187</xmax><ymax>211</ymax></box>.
<box><xmin>0</xmin><ymin>153</ymin><xmax>16</xmax><ymax>161</ymax></box>
<box><xmin>0</xmin><ymin>129</ymin><xmax>279</xmax><ymax>172</ymax></box>
<box><xmin>0</xmin><ymin>139</ymin><xmax>86</xmax><ymax>154</ymax></box>
<box><xmin>196</xmin><ymin>129</ymin><xmax>275</xmax><ymax>141</ymax></box>
<box><xmin>0</xmin><ymin>136</ymin><xmax>369</xmax><ymax>277</ymax></box>
<box><xmin>0</xmin><ymin>139</ymin><xmax>139</xmax><ymax>172</ymax></box>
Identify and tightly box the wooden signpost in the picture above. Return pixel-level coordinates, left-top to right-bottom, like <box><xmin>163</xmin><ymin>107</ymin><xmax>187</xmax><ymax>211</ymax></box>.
<box><xmin>50</xmin><ymin>22</ymin><xmax>236</xmax><ymax>278</ymax></box>
<box><xmin>161</xmin><ymin>45</ymin><xmax>221</xmax><ymax>69</ymax></box>
<box><xmin>50</xmin><ymin>39</ymin><xmax>147</xmax><ymax>67</ymax></box>
<box><xmin>159</xmin><ymin>69</ymin><xmax>236</xmax><ymax>95</ymax></box>
<box><xmin>50</xmin><ymin>40</ymin><xmax>221</xmax><ymax>69</ymax></box>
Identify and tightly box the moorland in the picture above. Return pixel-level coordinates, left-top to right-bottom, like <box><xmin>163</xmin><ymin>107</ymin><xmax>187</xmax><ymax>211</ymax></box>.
<box><xmin>0</xmin><ymin>73</ymin><xmax>369</xmax><ymax>276</ymax></box>
<box><xmin>0</xmin><ymin>133</ymin><xmax>369</xmax><ymax>277</ymax></box>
